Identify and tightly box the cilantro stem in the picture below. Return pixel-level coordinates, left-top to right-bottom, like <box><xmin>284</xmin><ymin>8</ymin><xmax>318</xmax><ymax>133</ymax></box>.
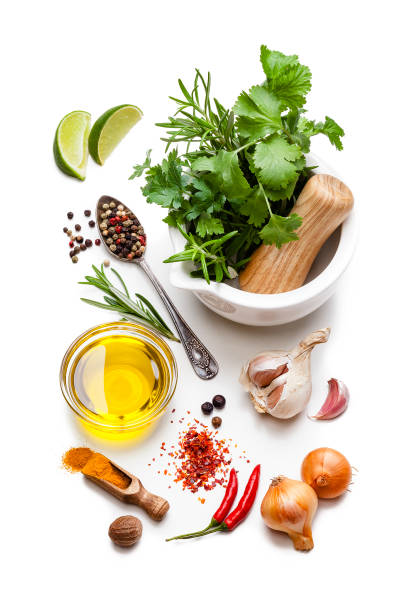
<box><xmin>258</xmin><ymin>181</ymin><xmax>273</xmax><ymax>217</ymax></box>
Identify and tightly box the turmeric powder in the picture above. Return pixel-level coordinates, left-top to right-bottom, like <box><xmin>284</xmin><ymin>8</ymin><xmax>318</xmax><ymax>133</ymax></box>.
<box><xmin>62</xmin><ymin>447</ymin><xmax>130</xmax><ymax>489</ymax></box>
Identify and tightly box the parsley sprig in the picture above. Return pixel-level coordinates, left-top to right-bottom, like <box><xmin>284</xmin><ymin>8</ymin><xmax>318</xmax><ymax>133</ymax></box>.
<box><xmin>130</xmin><ymin>46</ymin><xmax>344</xmax><ymax>283</ymax></box>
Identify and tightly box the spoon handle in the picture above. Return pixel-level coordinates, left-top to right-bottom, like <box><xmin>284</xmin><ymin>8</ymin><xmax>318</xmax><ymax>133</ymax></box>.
<box><xmin>138</xmin><ymin>259</ymin><xmax>218</xmax><ymax>379</ymax></box>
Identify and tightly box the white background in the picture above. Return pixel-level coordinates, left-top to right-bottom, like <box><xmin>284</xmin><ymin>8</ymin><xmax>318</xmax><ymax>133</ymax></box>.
<box><xmin>2</xmin><ymin>1</ymin><xmax>406</xmax><ymax>610</ymax></box>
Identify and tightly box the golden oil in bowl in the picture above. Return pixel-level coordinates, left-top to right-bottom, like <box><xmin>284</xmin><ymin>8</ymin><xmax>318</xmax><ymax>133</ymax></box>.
<box><xmin>60</xmin><ymin>322</ymin><xmax>178</xmax><ymax>439</ymax></box>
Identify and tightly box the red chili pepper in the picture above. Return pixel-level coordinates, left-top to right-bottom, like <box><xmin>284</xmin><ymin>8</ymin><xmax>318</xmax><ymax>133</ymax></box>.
<box><xmin>166</xmin><ymin>466</ymin><xmax>260</xmax><ymax>542</ymax></box>
<box><xmin>212</xmin><ymin>468</ymin><xmax>238</xmax><ymax>524</ymax></box>
<box><xmin>224</xmin><ymin>464</ymin><xmax>260</xmax><ymax>530</ymax></box>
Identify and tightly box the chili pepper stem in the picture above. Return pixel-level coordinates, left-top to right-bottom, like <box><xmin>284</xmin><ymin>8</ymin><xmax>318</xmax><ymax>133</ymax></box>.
<box><xmin>166</xmin><ymin>523</ymin><xmax>225</xmax><ymax>542</ymax></box>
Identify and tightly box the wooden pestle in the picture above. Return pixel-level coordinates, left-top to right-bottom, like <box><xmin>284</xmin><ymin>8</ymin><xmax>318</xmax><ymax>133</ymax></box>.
<box><xmin>239</xmin><ymin>174</ymin><xmax>354</xmax><ymax>294</ymax></box>
<box><xmin>84</xmin><ymin>459</ymin><xmax>170</xmax><ymax>521</ymax></box>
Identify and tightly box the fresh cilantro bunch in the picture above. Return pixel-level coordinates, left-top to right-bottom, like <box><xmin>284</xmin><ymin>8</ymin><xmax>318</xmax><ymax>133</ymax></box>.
<box><xmin>130</xmin><ymin>46</ymin><xmax>344</xmax><ymax>283</ymax></box>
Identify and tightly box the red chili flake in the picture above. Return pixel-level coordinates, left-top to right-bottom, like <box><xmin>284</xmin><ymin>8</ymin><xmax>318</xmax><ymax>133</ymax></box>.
<box><xmin>168</xmin><ymin>424</ymin><xmax>232</xmax><ymax>493</ymax></box>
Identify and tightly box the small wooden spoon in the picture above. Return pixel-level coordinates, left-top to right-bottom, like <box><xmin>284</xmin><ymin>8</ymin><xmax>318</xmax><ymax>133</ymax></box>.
<box><xmin>84</xmin><ymin>459</ymin><xmax>170</xmax><ymax>521</ymax></box>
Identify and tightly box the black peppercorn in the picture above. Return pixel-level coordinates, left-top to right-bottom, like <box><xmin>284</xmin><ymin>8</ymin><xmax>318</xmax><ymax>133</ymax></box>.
<box><xmin>201</xmin><ymin>402</ymin><xmax>213</xmax><ymax>415</ymax></box>
<box><xmin>212</xmin><ymin>416</ymin><xmax>222</xmax><ymax>428</ymax></box>
<box><xmin>85</xmin><ymin>239</ymin><xmax>92</xmax><ymax>247</ymax></box>
<box><xmin>67</xmin><ymin>212</ymin><xmax>74</xmax><ymax>219</ymax></box>
<box><xmin>89</xmin><ymin>220</ymin><xmax>95</xmax><ymax>228</ymax></box>
<box><xmin>69</xmin><ymin>250</ymin><xmax>75</xmax><ymax>257</ymax></box>
<box><xmin>84</xmin><ymin>210</ymin><xmax>91</xmax><ymax>217</ymax></box>
<box><xmin>74</xmin><ymin>246</ymin><xmax>80</xmax><ymax>254</ymax></box>
<box><xmin>75</xmin><ymin>224</ymin><xmax>81</xmax><ymax>231</ymax></box>
<box><xmin>213</xmin><ymin>395</ymin><xmax>226</xmax><ymax>409</ymax></box>
<box><xmin>80</xmin><ymin>244</ymin><xmax>87</xmax><ymax>251</ymax></box>
<box><xmin>76</xmin><ymin>235</ymin><xmax>83</xmax><ymax>244</ymax></box>
<box><xmin>123</xmin><ymin>248</ymin><xmax>130</xmax><ymax>257</ymax></box>
<box><xmin>63</xmin><ymin>227</ymin><xmax>68</xmax><ymax>233</ymax></box>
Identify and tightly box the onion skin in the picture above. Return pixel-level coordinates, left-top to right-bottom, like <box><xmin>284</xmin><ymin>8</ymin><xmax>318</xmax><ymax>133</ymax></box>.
<box><xmin>301</xmin><ymin>447</ymin><xmax>352</xmax><ymax>499</ymax></box>
<box><xmin>260</xmin><ymin>476</ymin><xmax>318</xmax><ymax>551</ymax></box>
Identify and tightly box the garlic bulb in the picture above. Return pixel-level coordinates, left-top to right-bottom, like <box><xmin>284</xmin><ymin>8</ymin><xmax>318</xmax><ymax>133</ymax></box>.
<box><xmin>239</xmin><ymin>328</ymin><xmax>330</xmax><ymax>419</ymax></box>
<box><xmin>261</xmin><ymin>476</ymin><xmax>318</xmax><ymax>551</ymax></box>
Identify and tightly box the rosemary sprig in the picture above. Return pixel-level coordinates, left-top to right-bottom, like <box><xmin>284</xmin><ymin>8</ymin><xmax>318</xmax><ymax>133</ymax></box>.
<box><xmin>164</xmin><ymin>225</ymin><xmax>238</xmax><ymax>284</ymax></box>
<box><xmin>79</xmin><ymin>265</ymin><xmax>179</xmax><ymax>342</ymax></box>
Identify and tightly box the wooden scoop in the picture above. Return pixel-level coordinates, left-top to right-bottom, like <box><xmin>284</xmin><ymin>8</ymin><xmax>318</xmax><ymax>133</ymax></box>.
<box><xmin>239</xmin><ymin>174</ymin><xmax>354</xmax><ymax>294</ymax></box>
<box><xmin>84</xmin><ymin>459</ymin><xmax>170</xmax><ymax>521</ymax></box>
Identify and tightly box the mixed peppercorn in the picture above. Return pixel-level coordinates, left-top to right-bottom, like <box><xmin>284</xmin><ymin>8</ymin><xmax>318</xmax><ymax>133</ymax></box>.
<box><xmin>98</xmin><ymin>201</ymin><xmax>146</xmax><ymax>260</ymax></box>
<box><xmin>201</xmin><ymin>394</ymin><xmax>225</xmax><ymax>427</ymax></box>
<box><xmin>64</xmin><ymin>210</ymin><xmax>99</xmax><ymax>263</ymax></box>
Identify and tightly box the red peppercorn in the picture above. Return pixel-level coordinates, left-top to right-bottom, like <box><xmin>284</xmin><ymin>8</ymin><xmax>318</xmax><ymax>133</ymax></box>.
<box><xmin>115</xmin><ymin>226</ymin><xmax>121</xmax><ymax>233</ymax></box>
<box><xmin>95</xmin><ymin>239</ymin><xmax>101</xmax><ymax>246</ymax></box>
<box><xmin>116</xmin><ymin>238</ymin><xmax>121</xmax><ymax>245</ymax></box>
<box><xmin>121</xmin><ymin>215</ymin><xmax>128</xmax><ymax>221</ymax></box>
<box><xmin>138</xmin><ymin>235</ymin><xmax>146</xmax><ymax>246</ymax></box>
<box><xmin>109</xmin><ymin>218</ymin><xmax>117</xmax><ymax>225</ymax></box>
<box><xmin>69</xmin><ymin>240</ymin><xmax>74</xmax><ymax>247</ymax></box>
<box><xmin>127</xmin><ymin>253</ymin><xmax>134</xmax><ymax>260</ymax></box>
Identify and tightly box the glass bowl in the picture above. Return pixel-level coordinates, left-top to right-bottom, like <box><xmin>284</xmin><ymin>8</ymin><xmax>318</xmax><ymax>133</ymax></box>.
<box><xmin>60</xmin><ymin>322</ymin><xmax>178</xmax><ymax>439</ymax></box>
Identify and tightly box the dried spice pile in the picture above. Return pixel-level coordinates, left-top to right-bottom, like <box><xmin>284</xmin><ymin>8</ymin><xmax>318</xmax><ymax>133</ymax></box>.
<box><xmin>150</xmin><ymin>421</ymin><xmax>234</xmax><ymax>494</ymax></box>
<box><xmin>174</xmin><ymin>424</ymin><xmax>231</xmax><ymax>492</ymax></box>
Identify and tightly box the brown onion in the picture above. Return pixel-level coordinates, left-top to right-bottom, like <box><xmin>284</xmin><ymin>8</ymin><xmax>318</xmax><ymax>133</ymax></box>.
<box><xmin>301</xmin><ymin>447</ymin><xmax>351</xmax><ymax>499</ymax></box>
<box><xmin>260</xmin><ymin>476</ymin><xmax>318</xmax><ymax>551</ymax></box>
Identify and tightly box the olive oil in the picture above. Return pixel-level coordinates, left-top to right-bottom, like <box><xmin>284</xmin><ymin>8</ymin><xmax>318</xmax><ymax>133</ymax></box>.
<box><xmin>71</xmin><ymin>335</ymin><xmax>164</xmax><ymax>426</ymax></box>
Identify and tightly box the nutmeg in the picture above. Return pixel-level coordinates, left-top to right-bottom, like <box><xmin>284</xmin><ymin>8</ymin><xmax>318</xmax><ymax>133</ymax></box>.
<box><xmin>108</xmin><ymin>515</ymin><xmax>142</xmax><ymax>547</ymax></box>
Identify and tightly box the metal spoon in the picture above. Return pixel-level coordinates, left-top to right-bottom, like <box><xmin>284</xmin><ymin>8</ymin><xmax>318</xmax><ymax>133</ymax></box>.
<box><xmin>96</xmin><ymin>195</ymin><xmax>218</xmax><ymax>379</ymax></box>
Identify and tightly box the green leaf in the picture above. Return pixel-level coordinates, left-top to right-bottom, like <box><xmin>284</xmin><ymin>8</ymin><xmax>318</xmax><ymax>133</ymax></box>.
<box><xmin>260</xmin><ymin>46</ymin><xmax>299</xmax><ymax>79</ymax></box>
<box><xmin>259</xmin><ymin>213</ymin><xmax>302</xmax><ymax>248</ymax></box>
<box><xmin>240</xmin><ymin>187</ymin><xmax>269</xmax><ymax>227</ymax></box>
<box><xmin>193</xmin><ymin>150</ymin><xmax>251</xmax><ymax>202</ymax></box>
<box><xmin>196</xmin><ymin>214</ymin><xmax>224</xmax><ymax>237</ymax></box>
<box><xmin>297</xmin><ymin>116</ymin><xmax>344</xmax><ymax>151</ymax></box>
<box><xmin>233</xmin><ymin>86</ymin><xmax>282</xmax><ymax>140</ymax></box>
<box><xmin>319</xmin><ymin>116</ymin><xmax>344</xmax><ymax>150</ymax></box>
<box><xmin>129</xmin><ymin>149</ymin><xmax>152</xmax><ymax>179</ymax></box>
<box><xmin>253</xmin><ymin>134</ymin><xmax>303</xmax><ymax>189</ymax></box>
<box><xmin>260</xmin><ymin>45</ymin><xmax>312</xmax><ymax>109</ymax></box>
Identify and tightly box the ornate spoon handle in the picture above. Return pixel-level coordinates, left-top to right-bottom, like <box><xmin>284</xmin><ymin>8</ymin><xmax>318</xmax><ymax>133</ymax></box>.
<box><xmin>138</xmin><ymin>259</ymin><xmax>218</xmax><ymax>379</ymax></box>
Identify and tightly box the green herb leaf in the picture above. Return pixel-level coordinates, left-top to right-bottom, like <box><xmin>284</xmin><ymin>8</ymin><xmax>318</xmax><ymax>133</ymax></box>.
<box><xmin>129</xmin><ymin>149</ymin><xmax>152</xmax><ymax>179</ymax></box>
<box><xmin>196</xmin><ymin>214</ymin><xmax>224</xmax><ymax>237</ymax></box>
<box><xmin>233</xmin><ymin>86</ymin><xmax>282</xmax><ymax>140</ymax></box>
<box><xmin>240</xmin><ymin>187</ymin><xmax>269</xmax><ymax>227</ymax></box>
<box><xmin>80</xmin><ymin>266</ymin><xmax>179</xmax><ymax>342</ymax></box>
<box><xmin>260</xmin><ymin>46</ymin><xmax>312</xmax><ymax>109</ymax></box>
<box><xmin>193</xmin><ymin>150</ymin><xmax>251</xmax><ymax>202</ymax></box>
<box><xmin>259</xmin><ymin>213</ymin><xmax>302</xmax><ymax>248</ymax></box>
<box><xmin>253</xmin><ymin>135</ymin><xmax>303</xmax><ymax>189</ymax></box>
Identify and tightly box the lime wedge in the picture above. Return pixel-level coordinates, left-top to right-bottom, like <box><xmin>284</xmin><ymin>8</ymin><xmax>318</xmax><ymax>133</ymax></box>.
<box><xmin>88</xmin><ymin>104</ymin><xmax>143</xmax><ymax>165</ymax></box>
<box><xmin>53</xmin><ymin>111</ymin><xmax>91</xmax><ymax>181</ymax></box>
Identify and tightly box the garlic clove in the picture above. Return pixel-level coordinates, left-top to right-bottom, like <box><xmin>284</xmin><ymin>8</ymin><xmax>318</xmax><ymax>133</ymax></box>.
<box><xmin>310</xmin><ymin>378</ymin><xmax>349</xmax><ymax>420</ymax></box>
<box><xmin>247</xmin><ymin>355</ymin><xmax>289</xmax><ymax>387</ymax></box>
